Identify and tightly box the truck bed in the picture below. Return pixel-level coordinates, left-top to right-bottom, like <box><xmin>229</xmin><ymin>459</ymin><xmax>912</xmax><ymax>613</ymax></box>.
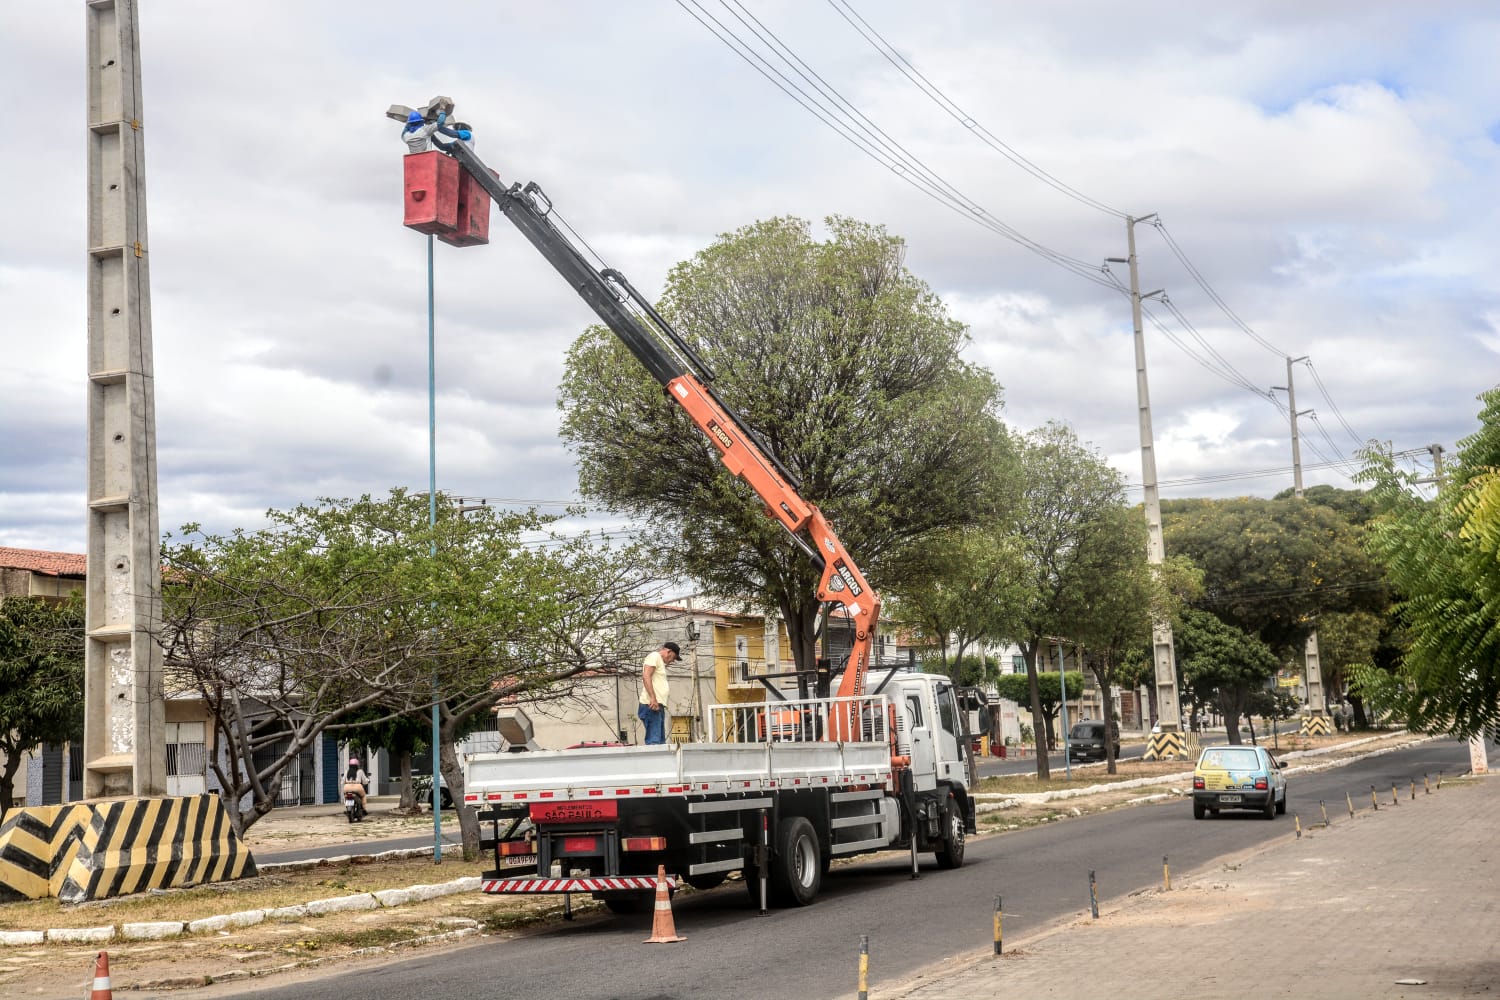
<box><xmin>464</xmin><ymin>696</ymin><xmax>897</xmax><ymax>805</ymax></box>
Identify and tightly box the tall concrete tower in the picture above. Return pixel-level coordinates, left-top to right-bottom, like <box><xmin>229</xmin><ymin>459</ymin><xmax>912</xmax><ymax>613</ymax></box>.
<box><xmin>82</xmin><ymin>0</ymin><xmax>166</xmax><ymax>797</ymax></box>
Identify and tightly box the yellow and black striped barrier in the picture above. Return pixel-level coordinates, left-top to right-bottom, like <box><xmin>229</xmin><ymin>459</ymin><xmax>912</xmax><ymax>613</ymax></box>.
<box><xmin>1300</xmin><ymin>715</ymin><xmax>1332</xmax><ymax>737</ymax></box>
<box><xmin>0</xmin><ymin>795</ymin><xmax>255</xmax><ymax>903</ymax></box>
<box><xmin>1143</xmin><ymin>729</ymin><xmax>1189</xmax><ymax>760</ymax></box>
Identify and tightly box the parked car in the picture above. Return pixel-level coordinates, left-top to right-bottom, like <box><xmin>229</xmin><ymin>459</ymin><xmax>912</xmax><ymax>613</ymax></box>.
<box><xmin>1067</xmin><ymin>720</ymin><xmax>1120</xmax><ymax>763</ymax></box>
<box><xmin>1191</xmin><ymin>745</ymin><xmax>1287</xmax><ymax>820</ymax></box>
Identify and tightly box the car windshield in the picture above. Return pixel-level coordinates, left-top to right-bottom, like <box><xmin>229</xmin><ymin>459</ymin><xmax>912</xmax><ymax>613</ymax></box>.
<box><xmin>1199</xmin><ymin>748</ymin><xmax>1261</xmax><ymax>770</ymax></box>
<box><xmin>1070</xmin><ymin>724</ymin><xmax>1101</xmax><ymax>739</ymax></box>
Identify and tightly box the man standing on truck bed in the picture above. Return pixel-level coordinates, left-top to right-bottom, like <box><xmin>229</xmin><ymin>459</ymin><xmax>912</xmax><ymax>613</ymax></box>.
<box><xmin>639</xmin><ymin>642</ymin><xmax>680</xmax><ymax>745</ymax></box>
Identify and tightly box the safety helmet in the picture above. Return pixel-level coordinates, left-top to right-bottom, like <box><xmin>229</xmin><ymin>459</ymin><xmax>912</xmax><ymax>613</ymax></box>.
<box><xmin>349</xmin><ymin>757</ymin><xmax>360</xmax><ymax>765</ymax></box>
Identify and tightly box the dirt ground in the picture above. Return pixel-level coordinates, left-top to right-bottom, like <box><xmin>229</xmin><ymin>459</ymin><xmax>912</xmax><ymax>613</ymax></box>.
<box><xmin>0</xmin><ymin>729</ymin><xmax>1432</xmax><ymax>998</ymax></box>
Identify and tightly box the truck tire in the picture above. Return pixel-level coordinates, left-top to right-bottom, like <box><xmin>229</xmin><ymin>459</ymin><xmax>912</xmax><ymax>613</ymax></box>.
<box><xmin>769</xmin><ymin>816</ymin><xmax>821</xmax><ymax>906</ymax></box>
<box><xmin>934</xmin><ymin>795</ymin><xmax>966</xmax><ymax>870</ymax></box>
<box><xmin>684</xmin><ymin>872</ymin><xmax>727</xmax><ymax>892</ymax></box>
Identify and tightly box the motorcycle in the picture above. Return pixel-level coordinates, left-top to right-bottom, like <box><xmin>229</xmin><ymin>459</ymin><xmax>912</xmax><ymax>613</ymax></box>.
<box><xmin>343</xmin><ymin>787</ymin><xmax>367</xmax><ymax>823</ymax></box>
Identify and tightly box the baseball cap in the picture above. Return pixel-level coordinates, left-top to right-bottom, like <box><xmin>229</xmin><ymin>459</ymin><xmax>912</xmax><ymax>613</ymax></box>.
<box><xmin>663</xmin><ymin>641</ymin><xmax>682</xmax><ymax>657</ymax></box>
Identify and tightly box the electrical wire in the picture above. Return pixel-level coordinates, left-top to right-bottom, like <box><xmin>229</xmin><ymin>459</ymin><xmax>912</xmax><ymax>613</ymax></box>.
<box><xmin>824</xmin><ymin>0</ymin><xmax>1128</xmax><ymax>220</ymax></box>
<box><xmin>674</xmin><ymin>0</ymin><xmax>1118</xmax><ymax>288</ymax></box>
<box><xmin>1303</xmin><ymin>359</ymin><xmax>1366</xmax><ymax>447</ymax></box>
<box><xmin>1149</xmin><ymin>220</ymin><xmax>1287</xmax><ymax>358</ymax></box>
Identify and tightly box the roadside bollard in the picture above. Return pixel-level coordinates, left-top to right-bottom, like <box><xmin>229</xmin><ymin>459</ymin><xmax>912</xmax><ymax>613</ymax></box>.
<box><xmin>1438</xmin><ymin>770</ymin><xmax>1444</xmax><ymax>789</ymax></box>
<box><xmin>1347</xmin><ymin>791</ymin><xmax>1355</xmax><ymax>818</ymax></box>
<box><xmin>1294</xmin><ymin>814</ymin><xmax>1302</xmax><ymax>839</ymax></box>
<box><xmin>1425</xmin><ymin>773</ymin><xmax>1431</xmax><ymax>795</ymax></box>
<box><xmin>1392</xmin><ymin>784</ymin><xmax>1400</xmax><ymax>806</ymax></box>
<box><xmin>993</xmin><ymin>895</ymin><xmax>1002</xmax><ymax>955</ymax></box>
<box><xmin>1088</xmin><ymin>870</ymin><xmax>1099</xmax><ymax>919</ymax></box>
<box><xmin>1162</xmin><ymin>855</ymin><xmax>1170</xmax><ymax>892</ymax></box>
<box><xmin>857</xmin><ymin>934</ymin><xmax>869</xmax><ymax>1000</ymax></box>
<box><xmin>1411</xmin><ymin>779</ymin><xmax>1416</xmax><ymax>801</ymax></box>
<box><xmin>1320</xmin><ymin>799</ymin><xmax>1330</xmax><ymax>828</ymax></box>
<box><xmin>1371</xmin><ymin>785</ymin><xmax>1379</xmax><ymax>811</ymax></box>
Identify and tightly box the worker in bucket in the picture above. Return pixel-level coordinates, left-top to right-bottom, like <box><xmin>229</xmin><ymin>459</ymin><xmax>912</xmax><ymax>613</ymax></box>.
<box><xmin>638</xmin><ymin>642</ymin><xmax>680</xmax><ymax>745</ymax></box>
<box><xmin>401</xmin><ymin>109</ymin><xmax>472</xmax><ymax>154</ymax></box>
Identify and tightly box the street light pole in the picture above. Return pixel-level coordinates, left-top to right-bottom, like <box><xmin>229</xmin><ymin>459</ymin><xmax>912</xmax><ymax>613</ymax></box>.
<box><xmin>427</xmin><ymin>232</ymin><xmax>442</xmax><ymax>864</ymax></box>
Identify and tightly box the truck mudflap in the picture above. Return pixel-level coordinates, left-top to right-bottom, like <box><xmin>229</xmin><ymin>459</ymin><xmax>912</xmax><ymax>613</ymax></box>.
<box><xmin>482</xmin><ymin>875</ymin><xmax>676</xmax><ymax>894</ymax></box>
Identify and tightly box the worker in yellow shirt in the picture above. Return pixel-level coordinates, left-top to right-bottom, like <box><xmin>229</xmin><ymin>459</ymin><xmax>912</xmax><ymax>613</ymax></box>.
<box><xmin>638</xmin><ymin>642</ymin><xmax>681</xmax><ymax>745</ymax></box>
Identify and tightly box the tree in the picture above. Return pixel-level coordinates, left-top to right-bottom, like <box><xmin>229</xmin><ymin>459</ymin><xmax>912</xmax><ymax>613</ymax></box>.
<box><xmin>161</xmin><ymin>490</ymin><xmax>658</xmax><ymax>844</ymax></box>
<box><xmin>1060</xmin><ymin>509</ymin><xmax>1195</xmax><ymax>772</ymax></box>
<box><xmin>1354</xmin><ymin>386</ymin><xmax>1500</xmax><ymax>737</ymax></box>
<box><xmin>1162</xmin><ymin>496</ymin><xmax>1384</xmax><ymax>657</ymax></box>
<box><xmin>993</xmin><ymin>671</ymin><xmax>1085</xmax><ymax>751</ymax></box>
<box><xmin>1005</xmin><ymin>422</ymin><xmax>1136</xmax><ymax>778</ymax></box>
<box><xmin>559</xmin><ymin>216</ymin><xmax>1013</xmax><ymax>680</ymax></box>
<box><xmin>0</xmin><ymin>596</ymin><xmax>84</xmax><ymax>820</ymax></box>
<box><xmin>1174</xmin><ymin>609</ymin><xmax>1280</xmax><ymax>744</ymax></box>
<box><xmin>886</xmin><ymin>526</ymin><xmax>1028</xmax><ymax>671</ymax></box>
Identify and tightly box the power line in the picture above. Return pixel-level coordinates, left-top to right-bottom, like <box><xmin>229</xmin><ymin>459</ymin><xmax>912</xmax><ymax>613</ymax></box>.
<box><xmin>674</xmin><ymin>0</ymin><xmax>1118</xmax><ymax>288</ymax></box>
<box><xmin>1303</xmin><ymin>359</ymin><xmax>1366</xmax><ymax>447</ymax></box>
<box><xmin>824</xmin><ymin>0</ymin><xmax>1128</xmax><ymax>219</ymax></box>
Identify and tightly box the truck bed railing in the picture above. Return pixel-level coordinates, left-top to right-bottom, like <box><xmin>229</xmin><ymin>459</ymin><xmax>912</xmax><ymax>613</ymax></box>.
<box><xmin>707</xmin><ymin>694</ymin><xmax>892</xmax><ymax>746</ymax></box>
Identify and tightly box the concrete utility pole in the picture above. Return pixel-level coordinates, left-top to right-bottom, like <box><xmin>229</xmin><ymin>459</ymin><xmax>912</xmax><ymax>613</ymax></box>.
<box><xmin>82</xmin><ymin>0</ymin><xmax>167</xmax><ymax>797</ymax></box>
<box><xmin>1272</xmin><ymin>357</ymin><xmax>1324</xmax><ymax>718</ymax></box>
<box><xmin>1108</xmin><ymin>216</ymin><xmax>1181</xmax><ymax>744</ymax></box>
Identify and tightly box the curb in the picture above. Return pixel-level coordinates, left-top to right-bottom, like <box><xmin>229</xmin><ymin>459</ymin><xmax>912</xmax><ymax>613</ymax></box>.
<box><xmin>1</xmin><ymin>875</ymin><xmax>483</xmax><ymax>947</ymax></box>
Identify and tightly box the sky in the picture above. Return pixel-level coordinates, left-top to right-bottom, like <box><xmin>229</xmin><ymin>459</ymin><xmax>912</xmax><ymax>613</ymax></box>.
<box><xmin>3</xmin><ymin>0</ymin><xmax>1498</xmax><ymax>557</ymax></box>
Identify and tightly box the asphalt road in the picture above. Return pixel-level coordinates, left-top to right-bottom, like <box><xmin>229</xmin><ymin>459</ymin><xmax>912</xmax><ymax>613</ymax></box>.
<box><xmin>202</xmin><ymin>737</ymin><xmax>1472</xmax><ymax>1000</ymax></box>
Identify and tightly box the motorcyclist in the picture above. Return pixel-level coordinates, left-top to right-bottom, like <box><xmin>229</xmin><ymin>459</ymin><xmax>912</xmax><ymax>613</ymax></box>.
<box><xmin>343</xmin><ymin>757</ymin><xmax>370</xmax><ymax>814</ymax></box>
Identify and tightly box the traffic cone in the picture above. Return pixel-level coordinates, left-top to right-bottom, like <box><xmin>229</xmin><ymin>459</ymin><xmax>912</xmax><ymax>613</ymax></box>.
<box><xmin>643</xmin><ymin>864</ymin><xmax>685</xmax><ymax>943</ymax></box>
<box><xmin>90</xmin><ymin>951</ymin><xmax>113</xmax><ymax>999</ymax></box>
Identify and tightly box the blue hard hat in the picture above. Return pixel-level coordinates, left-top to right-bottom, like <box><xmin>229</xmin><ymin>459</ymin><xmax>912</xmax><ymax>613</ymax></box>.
<box><xmin>406</xmin><ymin>111</ymin><xmax>425</xmax><ymax>124</ymax></box>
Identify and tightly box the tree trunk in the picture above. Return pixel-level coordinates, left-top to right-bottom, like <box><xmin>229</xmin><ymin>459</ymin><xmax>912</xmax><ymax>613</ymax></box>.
<box><xmin>0</xmin><ymin>748</ymin><xmax>22</xmax><ymax>821</ymax></box>
<box><xmin>396</xmin><ymin>751</ymin><xmax>416</xmax><ymax>812</ymax></box>
<box><xmin>1022</xmin><ymin>640</ymin><xmax>1050</xmax><ymax>780</ymax></box>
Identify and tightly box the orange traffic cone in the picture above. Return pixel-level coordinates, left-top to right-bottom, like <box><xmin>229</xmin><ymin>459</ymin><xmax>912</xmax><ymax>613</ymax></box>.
<box><xmin>643</xmin><ymin>864</ymin><xmax>685</xmax><ymax>943</ymax></box>
<box><xmin>90</xmin><ymin>951</ymin><xmax>113</xmax><ymax>999</ymax></box>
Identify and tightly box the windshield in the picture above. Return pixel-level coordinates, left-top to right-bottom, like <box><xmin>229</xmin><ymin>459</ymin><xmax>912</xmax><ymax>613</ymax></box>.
<box><xmin>1070</xmin><ymin>723</ymin><xmax>1101</xmax><ymax>739</ymax></box>
<box><xmin>1199</xmin><ymin>748</ymin><xmax>1262</xmax><ymax>770</ymax></box>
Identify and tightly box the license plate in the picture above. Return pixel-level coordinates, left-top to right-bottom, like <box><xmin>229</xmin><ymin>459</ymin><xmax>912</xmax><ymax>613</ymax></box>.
<box><xmin>1219</xmin><ymin>794</ymin><xmax>1242</xmax><ymax>803</ymax></box>
<box><xmin>503</xmin><ymin>855</ymin><xmax>537</xmax><ymax>867</ymax></box>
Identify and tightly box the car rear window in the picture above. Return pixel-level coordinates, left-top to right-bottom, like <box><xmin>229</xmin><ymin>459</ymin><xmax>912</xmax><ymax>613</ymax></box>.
<box><xmin>1199</xmin><ymin>748</ymin><xmax>1261</xmax><ymax>770</ymax></box>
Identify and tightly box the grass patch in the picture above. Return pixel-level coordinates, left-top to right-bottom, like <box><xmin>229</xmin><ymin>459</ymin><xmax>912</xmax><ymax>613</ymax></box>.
<box><xmin>977</xmin><ymin>760</ymin><xmax>1190</xmax><ymax>795</ymax></box>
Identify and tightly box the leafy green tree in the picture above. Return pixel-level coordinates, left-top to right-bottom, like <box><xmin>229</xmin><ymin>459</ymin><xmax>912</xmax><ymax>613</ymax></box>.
<box><xmin>0</xmin><ymin>597</ymin><xmax>84</xmax><ymax>820</ymax></box>
<box><xmin>1354</xmin><ymin>387</ymin><xmax>1500</xmax><ymax>737</ymax></box>
<box><xmin>1061</xmin><ymin>510</ymin><xmax>1195</xmax><ymax>772</ymax></box>
<box><xmin>993</xmin><ymin>671</ymin><xmax>1084</xmax><ymax>751</ymax></box>
<box><xmin>161</xmin><ymin>490</ymin><xmax>658</xmax><ymax>848</ymax></box>
<box><xmin>1162</xmin><ymin>496</ymin><xmax>1384</xmax><ymax>657</ymax></box>
<box><xmin>559</xmin><ymin>216</ymin><xmax>1013</xmax><ymax>678</ymax></box>
<box><xmin>1174</xmin><ymin>608</ymin><xmax>1280</xmax><ymax>744</ymax></box>
<box><xmin>1313</xmin><ymin>610</ymin><xmax>1382</xmax><ymax>710</ymax></box>
<box><xmin>1006</xmin><ymin>422</ymin><xmax>1137</xmax><ymax>777</ymax></box>
<box><xmin>887</xmin><ymin>526</ymin><xmax>1028</xmax><ymax>671</ymax></box>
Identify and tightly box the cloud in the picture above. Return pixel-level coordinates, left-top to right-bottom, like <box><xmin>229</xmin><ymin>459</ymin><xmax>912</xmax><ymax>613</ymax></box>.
<box><xmin>3</xmin><ymin>0</ymin><xmax>1498</xmax><ymax>556</ymax></box>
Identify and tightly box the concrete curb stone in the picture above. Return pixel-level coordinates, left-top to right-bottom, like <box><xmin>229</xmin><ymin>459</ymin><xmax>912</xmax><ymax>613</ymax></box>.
<box><xmin>122</xmin><ymin>920</ymin><xmax>186</xmax><ymax>940</ymax></box>
<box><xmin>187</xmin><ymin>908</ymin><xmax>266</xmax><ymax>934</ymax></box>
<box><xmin>303</xmin><ymin>893</ymin><xmax>378</xmax><ymax>916</ymax></box>
<box><xmin>46</xmin><ymin>925</ymin><xmax>114</xmax><ymax>943</ymax></box>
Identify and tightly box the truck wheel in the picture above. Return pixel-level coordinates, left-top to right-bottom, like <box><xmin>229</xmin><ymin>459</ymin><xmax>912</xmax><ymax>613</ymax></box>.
<box><xmin>685</xmin><ymin>872</ymin><xmax>727</xmax><ymax>892</ymax></box>
<box><xmin>769</xmin><ymin>816</ymin><xmax>821</xmax><ymax>906</ymax></box>
<box><xmin>934</xmin><ymin>796</ymin><xmax>966</xmax><ymax>870</ymax></box>
<box><xmin>603</xmin><ymin>894</ymin><xmax>652</xmax><ymax>915</ymax></box>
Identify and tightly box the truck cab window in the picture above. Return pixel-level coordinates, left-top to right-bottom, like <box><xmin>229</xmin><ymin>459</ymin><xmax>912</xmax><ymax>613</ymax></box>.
<box><xmin>906</xmin><ymin>695</ymin><xmax>924</xmax><ymax>729</ymax></box>
<box><xmin>937</xmin><ymin>684</ymin><xmax>958</xmax><ymax>737</ymax></box>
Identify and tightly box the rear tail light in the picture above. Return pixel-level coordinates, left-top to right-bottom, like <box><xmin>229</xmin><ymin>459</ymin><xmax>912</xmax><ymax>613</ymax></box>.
<box><xmin>1254</xmin><ymin>777</ymin><xmax>1268</xmax><ymax>790</ymax></box>
<box><xmin>1192</xmin><ymin>777</ymin><xmax>1204</xmax><ymax>790</ymax></box>
<box><xmin>497</xmin><ymin>841</ymin><xmax>535</xmax><ymax>857</ymax></box>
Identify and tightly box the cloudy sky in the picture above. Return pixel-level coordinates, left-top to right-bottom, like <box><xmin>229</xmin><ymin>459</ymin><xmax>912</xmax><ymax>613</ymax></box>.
<box><xmin>3</xmin><ymin>0</ymin><xmax>1498</xmax><ymax>556</ymax></box>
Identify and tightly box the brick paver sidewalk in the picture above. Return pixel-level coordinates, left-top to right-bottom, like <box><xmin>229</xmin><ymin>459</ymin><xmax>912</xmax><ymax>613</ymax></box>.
<box><xmin>876</xmin><ymin>775</ymin><xmax>1499</xmax><ymax>999</ymax></box>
